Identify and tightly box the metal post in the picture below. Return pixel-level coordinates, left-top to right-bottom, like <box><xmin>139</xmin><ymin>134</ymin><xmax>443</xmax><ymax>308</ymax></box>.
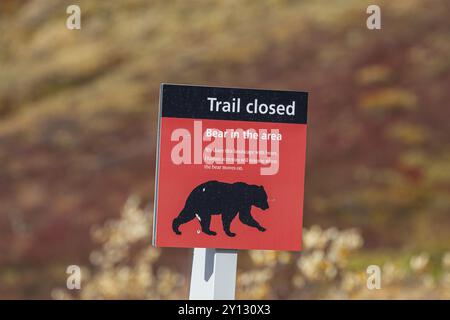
<box><xmin>189</xmin><ymin>248</ymin><xmax>238</xmax><ymax>300</ymax></box>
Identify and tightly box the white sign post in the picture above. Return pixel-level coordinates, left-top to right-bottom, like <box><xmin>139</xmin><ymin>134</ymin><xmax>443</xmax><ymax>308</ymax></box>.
<box><xmin>189</xmin><ymin>248</ymin><xmax>238</xmax><ymax>300</ymax></box>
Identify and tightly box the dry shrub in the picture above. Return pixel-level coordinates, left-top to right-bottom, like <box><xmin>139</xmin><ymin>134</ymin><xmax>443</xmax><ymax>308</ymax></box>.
<box><xmin>53</xmin><ymin>197</ymin><xmax>450</xmax><ymax>299</ymax></box>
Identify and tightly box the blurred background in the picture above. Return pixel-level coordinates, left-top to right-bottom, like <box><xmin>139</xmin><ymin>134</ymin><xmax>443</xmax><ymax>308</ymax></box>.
<box><xmin>0</xmin><ymin>0</ymin><xmax>449</xmax><ymax>299</ymax></box>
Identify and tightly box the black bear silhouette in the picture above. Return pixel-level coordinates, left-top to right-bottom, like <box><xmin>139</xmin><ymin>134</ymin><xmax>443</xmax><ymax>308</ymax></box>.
<box><xmin>172</xmin><ymin>180</ymin><xmax>269</xmax><ymax>237</ymax></box>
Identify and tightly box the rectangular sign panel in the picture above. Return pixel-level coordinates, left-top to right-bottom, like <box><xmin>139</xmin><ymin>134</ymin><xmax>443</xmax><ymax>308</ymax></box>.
<box><xmin>153</xmin><ymin>84</ymin><xmax>308</xmax><ymax>251</ymax></box>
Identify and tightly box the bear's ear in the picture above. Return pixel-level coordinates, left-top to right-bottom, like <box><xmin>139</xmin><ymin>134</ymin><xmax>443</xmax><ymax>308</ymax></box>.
<box><xmin>259</xmin><ymin>185</ymin><xmax>264</xmax><ymax>190</ymax></box>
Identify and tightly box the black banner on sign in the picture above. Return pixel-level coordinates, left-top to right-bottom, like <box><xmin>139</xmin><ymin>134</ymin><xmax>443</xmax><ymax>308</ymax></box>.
<box><xmin>161</xmin><ymin>84</ymin><xmax>308</xmax><ymax>124</ymax></box>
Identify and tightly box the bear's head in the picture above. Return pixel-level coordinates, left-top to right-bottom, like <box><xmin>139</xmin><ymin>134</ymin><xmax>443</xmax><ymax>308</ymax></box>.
<box><xmin>252</xmin><ymin>185</ymin><xmax>269</xmax><ymax>210</ymax></box>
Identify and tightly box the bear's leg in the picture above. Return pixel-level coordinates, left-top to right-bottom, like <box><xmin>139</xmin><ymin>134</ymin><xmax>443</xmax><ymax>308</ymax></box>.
<box><xmin>239</xmin><ymin>207</ymin><xmax>266</xmax><ymax>232</ymax></box>
<box><xmin>199</xmin><ymin>213</ymin><xmax>217</xmax><ymax>236</ymax></box>
<box><xmin>222</xmin><ymin>211</ymin><xmax>238</xmax><ymax>237</ymax></box>
<box><xmin>172</xmin><ymin>208</ymin><xmax>195</xmax><ymax>235</ymax></box>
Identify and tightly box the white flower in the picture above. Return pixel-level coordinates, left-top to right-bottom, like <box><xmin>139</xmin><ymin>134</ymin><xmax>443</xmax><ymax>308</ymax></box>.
<box><xmin>410</xmin><ymin>253</ymin><xmax>429</xmax><ymax>273</ymax></box>
<box><xmin>442</xmin><ymin>252</ymin><xmax>450</xmax><ymax>269</ymax></box>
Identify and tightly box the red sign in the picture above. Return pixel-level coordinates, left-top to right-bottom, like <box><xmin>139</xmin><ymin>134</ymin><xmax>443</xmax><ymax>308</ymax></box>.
<box><xmin>153</xmin><ymin>84</ymin><xmax>308</xmax><ymax>251</ymax></box>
